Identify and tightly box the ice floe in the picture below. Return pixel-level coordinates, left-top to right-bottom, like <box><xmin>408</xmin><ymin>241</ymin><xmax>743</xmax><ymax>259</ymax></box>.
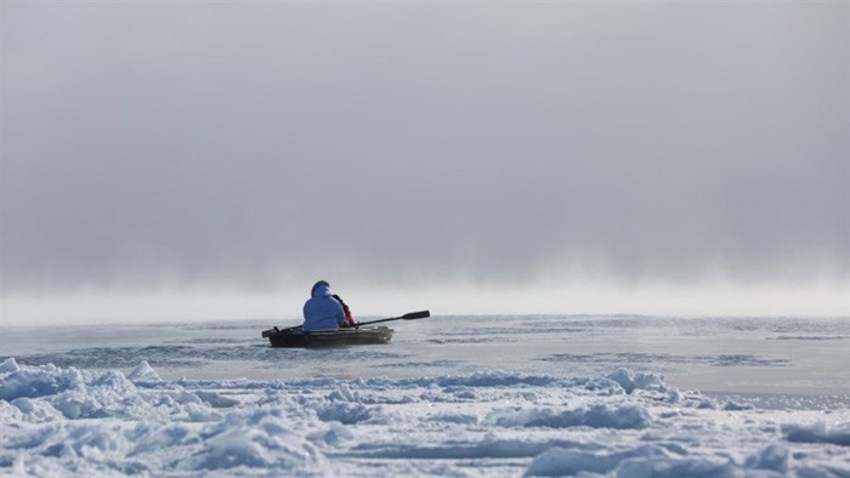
<box><xmin>0</xmin><ymin>358</ymin><xmax>848</xmax><ymax>476</ymax></box>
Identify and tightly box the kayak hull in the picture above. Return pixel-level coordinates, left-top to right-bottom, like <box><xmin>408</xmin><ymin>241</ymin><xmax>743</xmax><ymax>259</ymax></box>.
<box><xmin>262</xmin><ymin>326</ymin><xmax>394</xmax><ymax>348</ymax></box>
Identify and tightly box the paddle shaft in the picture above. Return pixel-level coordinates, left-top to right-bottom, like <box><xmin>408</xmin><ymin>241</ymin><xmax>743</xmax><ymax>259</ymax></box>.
<box><xmin>354</xmin><ymin>310</ymin><xmax>430</xmax><ymax>327</ymax></box>
<box><xmin>270</xmin><ymin>310</ymin><xmax>430</xmax><ymax>335</ymax></box>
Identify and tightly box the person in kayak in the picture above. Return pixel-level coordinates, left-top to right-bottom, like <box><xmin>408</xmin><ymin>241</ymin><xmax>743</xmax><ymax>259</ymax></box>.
<box><xmin>332</xmin><ymin>294</ymin><xmax>356</xmax><ymax>327</ymax></box>
<box><xmin>303</xmin><ymin>280</ymin><xmax>347</xmax><ymax>331</ymax></box>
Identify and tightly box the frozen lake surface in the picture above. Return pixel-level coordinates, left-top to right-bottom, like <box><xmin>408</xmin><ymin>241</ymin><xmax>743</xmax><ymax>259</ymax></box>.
<box><xmin>1</xmin><ymin>315</ymin><xmax>848</xmax><ymax>476</ymax></box>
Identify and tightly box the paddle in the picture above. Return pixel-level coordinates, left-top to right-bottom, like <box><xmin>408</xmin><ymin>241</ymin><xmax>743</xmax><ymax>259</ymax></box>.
<box><xmin>353</xmin><ymin>310</ymin><xmax>430</xmax><ymax>327</ymax></box>
<box><xmin>262</xmin><ymin>310</ymin><xmax>430</xmax><ymax>337</ymax></box>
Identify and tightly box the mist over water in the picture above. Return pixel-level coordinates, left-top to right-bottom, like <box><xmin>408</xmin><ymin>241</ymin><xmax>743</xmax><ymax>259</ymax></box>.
<box><xmin>1</xmin><ymin>1</ymin><xmax>848</xmax><ymax>324</ymax></box>
<box><xmin>1</xmin><ymin>279</ymin><xmax>847</xmax><ymax>327</ymax></box>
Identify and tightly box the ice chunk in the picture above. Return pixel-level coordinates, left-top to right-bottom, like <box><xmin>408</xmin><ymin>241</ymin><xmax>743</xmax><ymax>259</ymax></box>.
<box><xmin>722</xmin><ymin>400</ymin><xmax>755</xmax><ymax>411</ymax></box>
<box><xmin>0</xmin><ymin>357</ymin><xmax>20</xmax><ymax>373</ymax></box>
<box><xmin>616</xmin><ymin>455</ymin><xmax>736</xmax><ymax>478</ymax></box>
<box><xmin>527</xmin><ymin>446</ymin><xmax>745</xmax><ymax>478</ymax></box>
<box><xmin>745</xmin><ymin>443</ymin><xmax>789</xmax><ymax>473</ymax></box>
<box><xmin>525</xmin><ymin>445</ymin><xmax>669</xmax><ymax>476</ymax></box>
<box><xmin>127</xmin><ymin>361</ymin><xmax>162</xmax><ymax>383</ymax></box>
<box><xmin>489</xmin><ymin>402</ymin><xmax>651</xmax><ymax>430</ymax></box>
<box><xmin>607</xmin><ymin>368</ymin><xmax>668</xmax><ymax>394</ymax></box>
<box><xmin>194</xmin><ymin>391</ymin><xmax>239</xmax><ymax>408</ymax></box>
<box><xmin>783</xmin><ymin>421</ymin><xmax>850</xmax><ymax>446</ymax></box>
<box><xmin>178</xmin><ymin>408</ymin><xmax>324</xmax><ymax>471</ymax></box>
<box><xmin>0</xmin><ymin>367</ymin><xmax>62</xmax><ymax>401</ymax></box>
<box><xmin>308</xmin><ymin>423</ymin><xmax>354</xmax><ymax>447</ymax></box>
<box><xmin>316</xmin><ymin>401</ymin><xmax>373</xmax><ymax>424</ymax></box>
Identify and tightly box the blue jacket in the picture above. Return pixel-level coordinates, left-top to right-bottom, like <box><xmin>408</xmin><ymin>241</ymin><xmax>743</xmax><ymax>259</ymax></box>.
<box><xmin>303</xmin><ymin>283</ymin><xmax>345</xmax><ymax>330</ymax></box>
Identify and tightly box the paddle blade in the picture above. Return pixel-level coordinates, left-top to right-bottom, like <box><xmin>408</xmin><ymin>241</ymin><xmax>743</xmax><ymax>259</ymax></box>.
<box><xmin>402</xmin><ymin>310</ymin><xmax>430</xmax><ymax>320</ymax></box>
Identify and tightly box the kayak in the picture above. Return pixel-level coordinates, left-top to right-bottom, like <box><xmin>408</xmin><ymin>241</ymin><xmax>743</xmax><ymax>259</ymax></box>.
<box><xmin>260</xmin><ymin>310</ymin><xmax>428</xmax><ymax>348</ymax></box>
<box><xmin>261</xmin><ymin>326</ymin><xmax>394</xmax><ymax>348</ymax></box>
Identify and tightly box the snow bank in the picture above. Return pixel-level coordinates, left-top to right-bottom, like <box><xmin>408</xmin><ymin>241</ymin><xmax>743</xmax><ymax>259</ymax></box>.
<box><xmin>2</xmin><ymin>359</ymin><xmax>848</xmax><ymax>477</ymax></box>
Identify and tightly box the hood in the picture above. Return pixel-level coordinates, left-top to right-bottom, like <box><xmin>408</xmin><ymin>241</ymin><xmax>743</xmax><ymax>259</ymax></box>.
<box><xmin>311</xmin><ymin>281</ymin><xmax>331</xmax><ymax>298</ymax></box>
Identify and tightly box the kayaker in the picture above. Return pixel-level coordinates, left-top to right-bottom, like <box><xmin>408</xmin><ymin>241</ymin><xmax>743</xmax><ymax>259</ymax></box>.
<box><xmin>303</xmin><ymin>280</ymin><xmax>347</xmax><ymax>331</ymax></box>
<box><xmin>332</xmin><ymin>294</ymin><xmax>356</xmax><ymax>327</ymax></box>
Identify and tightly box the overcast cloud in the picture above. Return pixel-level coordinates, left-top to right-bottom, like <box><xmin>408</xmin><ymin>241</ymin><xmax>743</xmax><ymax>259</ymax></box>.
<box><xmin>1</xmin><ymin>1</ymin><xmax>847</xmax><ymax>322</ymax></box>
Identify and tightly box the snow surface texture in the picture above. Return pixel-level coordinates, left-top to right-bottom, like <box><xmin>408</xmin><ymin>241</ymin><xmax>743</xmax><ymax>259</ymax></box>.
<box><xmin>1</xmin><ymin>358</ymin><xmax>848</xmax><ymax>477</ymax></box>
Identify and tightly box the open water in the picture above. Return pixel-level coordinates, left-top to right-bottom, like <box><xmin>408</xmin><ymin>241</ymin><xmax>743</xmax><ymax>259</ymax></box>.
<box><xmin>3</xmin><ymin>314</ymin><xmax>848</xmax><ymax>399</ymax></box>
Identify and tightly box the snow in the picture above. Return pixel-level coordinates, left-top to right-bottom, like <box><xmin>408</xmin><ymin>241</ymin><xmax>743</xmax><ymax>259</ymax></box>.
<box><xmin>783</xmin><ymin>422</ymin><xmax>850</xmax><ymax>447</ymax></box>
<box><xmin>1</xmin><ymin>358</ymin><xmax>848</xmax><ymax>477</ymax></box>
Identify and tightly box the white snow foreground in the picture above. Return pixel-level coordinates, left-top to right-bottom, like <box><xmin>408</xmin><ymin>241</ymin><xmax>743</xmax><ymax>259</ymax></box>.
<box><xmin>0</xmin><ymin>358</ymin><xmax>847</xmax><ymax>477</ymax></box>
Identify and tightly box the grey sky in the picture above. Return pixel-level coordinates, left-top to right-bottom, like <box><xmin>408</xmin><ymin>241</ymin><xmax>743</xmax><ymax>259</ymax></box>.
<box><xmin>1</xmin><ymin>1</ymin><xmax>847</xmax><ymax>320</ymax></box>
